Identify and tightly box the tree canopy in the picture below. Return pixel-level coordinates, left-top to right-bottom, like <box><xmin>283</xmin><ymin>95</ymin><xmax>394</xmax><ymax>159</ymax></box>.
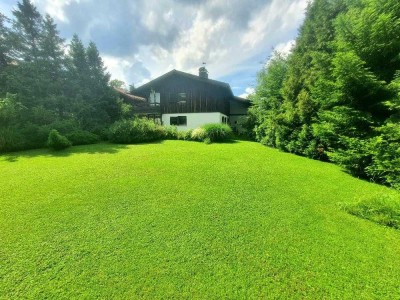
<box><xmin>250</xmin><ymin>0</ymin><xmax>400</xmax><ymax>189</ymax></box>
<box><xmin>0</xmin><ymin>0</ymin><xmax>121</xmax><ymax>152</ymax></box>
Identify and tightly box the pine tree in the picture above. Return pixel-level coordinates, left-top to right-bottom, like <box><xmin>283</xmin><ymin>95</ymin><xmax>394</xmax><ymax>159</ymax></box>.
<box><xmin>250</xmin><ymin>52</ymin><xmax>288</xmax><ymax>147</ymax></box>
<box><xmin>65</xmin><ymin>34</ymin><xmax>89</xmax><ymax>101</ymax></box>
<box><xmin>38</xmin><ymin>14</ymin><xmax>66</xmax><ymax>115</ymax></box>
<box><xmin>0</xmin><ymin>13</ymin><xmax>11</xmax><ymax>69</ymax></box>
<box><xmin>7</xmin><ymin>0</ymin><xmax>44</xmax><ymax>108</ymax></box>
<box><xmin>86</xmin><ymin>41</ymin><xmax>110</xmax><ymax>97</ymax></box>
<box><xmin>0</xmin><ymin>1</ymin><xmax>121</xmax><ymax>151</ymax></box>
<box><xmin>251</xmin><ymin>0</ymin><xmax>400</xmax><ymax>187</ymax></box>
<box><xmin>0</xmin><ymin>13</ymin><xmax>12</xmax><ymax>95</ymax></box>
<box><xmin>85</xmin><ymin>41</ymin><xmax>118</xmax><ymax>130</ymax></box>
<box><xmin>40</xmin><ymin>15</ymin><xmax>64</xmax><ymax>77</ymax></box>
<box><xmin>12</xmin><ymin>0</ymin><xmax>42</xmax><ymax>62</ymax></box>
<box><xmin>66</xmin><ymin>36</ymin><xmax>118</xmax><ymax>131</ymax></box>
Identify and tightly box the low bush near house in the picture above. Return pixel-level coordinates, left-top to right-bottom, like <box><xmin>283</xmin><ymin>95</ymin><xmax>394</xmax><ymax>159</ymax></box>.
<box><xmin>341</xmin><ymin>193</ymin><xmax>400</xmax><ymax>229</ymax></box>
<box><xmin>177</xmin><ymin>129</ymin><xmax>193</xmax><ymax>141</ymax></box>
<box><xmin>108</xmin><ymin>118</ymin><xmax>165</xmax><ymax>144</ymax></box>
<box><xmin>163</xmin><ymin>126</ymin><xmax>178</xmax><ymax>140</ymax></box>
<box><xmin>47</xmin><ymin>129</ymin><xmax>72</xmax><ymax>150</ymax></box>
<box><xmin>202</xmin><ymin>123</ymin><xmax>233</xmax><ymax>142</ymax></box>
<box><xmin>66</xmin><ymin>130</ymin><xmax>100</xmax><ymax>146</ymax></box>
<box><xmin>191</xmin><ymin>127</ymin><xmax>207</xmax><ymax>141</ymax></box>
<box><xmin>190</xmin><ymin>124</ymin><xmax>233</xmax><ymax>143</ymax></box>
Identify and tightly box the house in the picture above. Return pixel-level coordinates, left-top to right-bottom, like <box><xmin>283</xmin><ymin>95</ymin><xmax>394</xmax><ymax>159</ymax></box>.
<box><xmin>115</xmin><ymin>67</ymin><xmax>250</xmax><ymax>131</ymax></box>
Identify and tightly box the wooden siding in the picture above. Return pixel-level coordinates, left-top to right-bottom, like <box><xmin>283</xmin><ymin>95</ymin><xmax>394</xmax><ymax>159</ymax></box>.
<box><xmin>133</xmin><ymin>105</ymin><xmax>161</xmax><ymax>115</ymax></box>
<box><xmin>230</xmin><ymin>98</ymin><xmax>250</xmax><ymax>115</ymax></box>
<box><xmin>134</xmin><ymin>72</ymin><xmax>231</xmax><ymax>116</ymax></box>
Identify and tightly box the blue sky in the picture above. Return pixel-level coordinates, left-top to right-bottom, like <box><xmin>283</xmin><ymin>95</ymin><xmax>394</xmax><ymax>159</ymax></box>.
<box><xmin>0</xmin><ymin>0</ymin><xmax>309</xmax><ymax>97</ymax></box>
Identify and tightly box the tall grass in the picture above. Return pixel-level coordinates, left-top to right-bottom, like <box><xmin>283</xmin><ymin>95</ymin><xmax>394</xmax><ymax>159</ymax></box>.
<box><xmin>341</xmin><ymin>193</ymin><xmax>400</xmax><ymax>229</ymax></box>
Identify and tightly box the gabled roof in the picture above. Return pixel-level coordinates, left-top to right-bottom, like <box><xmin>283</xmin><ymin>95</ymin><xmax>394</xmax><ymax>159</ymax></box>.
<box><xmin>113</xmin><ymin>87</ymin><xmax>147</xmax><ymax>102</ymax></box>
<box><xmin>135</xmin><ymin>69</ymin><xmax>233</xmax><ymax>96</ymax></box>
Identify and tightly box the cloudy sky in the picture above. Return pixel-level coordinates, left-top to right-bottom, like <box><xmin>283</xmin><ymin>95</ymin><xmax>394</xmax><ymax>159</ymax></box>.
<box><xmin>0</xmin><ymin>0</ymin><xmax>309</xmax><ymax>97</ymax></box>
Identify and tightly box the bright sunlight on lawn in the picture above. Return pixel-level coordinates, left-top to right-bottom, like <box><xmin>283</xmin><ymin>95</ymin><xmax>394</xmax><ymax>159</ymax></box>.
<box><xmin>1</xmin><ymin>141</ymin><xmax>400</xmax><ymax>298</ymax></box>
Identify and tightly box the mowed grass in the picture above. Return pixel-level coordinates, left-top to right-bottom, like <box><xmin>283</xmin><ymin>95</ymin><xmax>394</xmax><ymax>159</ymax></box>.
<box><xmin>1</xmin><ymin>141</ymin><xmax>400</xmax><ymax>299</ymax></box>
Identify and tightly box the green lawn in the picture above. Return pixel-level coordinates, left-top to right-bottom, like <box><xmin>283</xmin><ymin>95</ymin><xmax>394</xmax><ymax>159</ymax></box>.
<box><xmin>1</xmin><ymin>141</ymin><xmax>399</xmax><ymax>299</ymax></box>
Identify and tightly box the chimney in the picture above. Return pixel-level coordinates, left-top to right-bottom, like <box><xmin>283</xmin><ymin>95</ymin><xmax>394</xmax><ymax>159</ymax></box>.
<box><xmin>199</xmin><ymin>66</ymin><xmax>208</xmax><ymax>79</ymax></box>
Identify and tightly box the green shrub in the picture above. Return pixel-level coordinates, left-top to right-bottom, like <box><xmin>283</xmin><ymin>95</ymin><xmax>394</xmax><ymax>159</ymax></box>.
<box><xmin>31</xmin><ymin>106</ymin><xmax>57</xmax><ymax>125</ymax></box>
<box><xmin>191</xmin><ymin>127</ymin><xmax>207</xmax><ymax>141</ymax></box>
<box><xmin>47</xmin><ymin>129</ymin><xmax>72</xmax><ymax>150</ymax></box>
<box><xmin>177</xmin><ymin>129</ymin><xmax>193</xmax><ymax>141</ymax></box>
<box><xmin>0</xmin><ymin>93</ymin><xmax>25</xmax><ymax>127</ymax></box>
<box><xmin>365</xmin><ymin>123</ymin><xmax>400</xmax><ymax>189</ymax></box>
<box><xmin>48</xmin><ymin>119</ymin><xmax>80</xmax><ymax>135</ymax></box>
<box><xmin>328</xmin><ymin>137</ymin><xmax>372</xmax><ymax>179</ymax></box>
<box><xmin>108</xmin><ymin>118</ymin><xmax>165</xmax><ymax>144</ymax></box>
<box><xmin>0</xmin><ymin>94</ymin><xmax>25</xmax><ymax>152</ymax></box>
<box><xmin>163</xmin><ymin>126</ymin><xmax>178</xmax><ymax>140</ymax></box>
<box><xmin>0</xmin><ymin>126</ymin><xmax>24</xmax><ymax>153</ymax></box>
<box><xmin>66</xmin><ymin>130</ymin><xmax>100</xmax><ymax>145</ymax></box>
<box><xmin>236</xmin><ymin>114</ymin><xmax>257</xmax><ymax>140</ymax></box>
<box><xmin>20</xmin><ymin>120</ymin><xmax>92</xmax><ymax>150</ymax></box>
<box><xmin>341</xmin><ymin>193</ymin><xmax>400</xmax><ymax>229</ymax></box>
<box><xmin>190</xmin><ymin>124</ymin><xmax>233</xmax><ymax>143</ymax></box>
<box><xmin>20</xmin><ymin>123</ymin><xmax>50</xmax><ymax>150</ymax></box>
<box><xmin>202</xmin><ymin>123</ymin><xmax>233</xmax><ymax>142</ymax></box>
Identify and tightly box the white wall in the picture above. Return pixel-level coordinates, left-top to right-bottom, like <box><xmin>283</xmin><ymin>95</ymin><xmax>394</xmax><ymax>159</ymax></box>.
<box><xmin>162</xmin><ymin>112</ymin><xmax>228</xmax><ymax>130</ymax></box>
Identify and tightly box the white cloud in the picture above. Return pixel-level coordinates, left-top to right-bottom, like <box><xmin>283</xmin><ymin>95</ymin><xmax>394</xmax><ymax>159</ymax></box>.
<box><xmin>102</xmin><ymin>56</ymin><xmax>128</xmax><ymax>82</ymax></box>
<box><xmin>173</xmin><ymin>14</ymin><xmax>229</xmax><ymax>74</ymax></box>
<box><xmin>103</xmin><ymin>54</ymin><xmax>151</xmax><ymax>87</ymax></box>
<box><xmin>281</xmin><ymin>0</ymin><xmax>310</xmax><ymax>30</ymax></box>
<box><xmin>102</xmin><ymin>0</ymin><xmax>309</xmax><ymax>86</ymax></box>
<box><xmin>239</xmin><ymin>87</ymin><xmax>255</xmax><ymax>99</ymax></box>
<box><xmin>264</xmin><ymin>39</ymin><xmax>296</xmax><ymax>67</ymax></box>
<box><xmin>275</xmin><ymin>40</ymin><xmax>296</xmax><ymax>55</ymax></box>
<box><xmin>163</xmin><ymin>0</ymin><xmax>308</xmax><ymax>80</ymax></box>
<box><xmin>33</xmin><ymin>0</ymin><xmax>76</xmax><ymax>22</ymax></box>
<box><xmin>25</xmin><ymin>0</ymin><xmax>309</xmax><ymax>95</ymax></box>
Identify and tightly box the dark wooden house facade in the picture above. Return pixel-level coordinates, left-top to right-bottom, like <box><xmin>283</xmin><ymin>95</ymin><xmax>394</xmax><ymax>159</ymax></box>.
<box><xmin>116</xmin><ymin>68</ymin><xmax>250</xmax><ymax>130</ymax></box>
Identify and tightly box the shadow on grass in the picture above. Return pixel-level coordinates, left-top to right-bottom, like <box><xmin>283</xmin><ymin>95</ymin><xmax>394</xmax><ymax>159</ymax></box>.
<box><xmin>222</xmin><ymin>139</ymin><xmax>240</xmax><ymax>144</ymax></box>
<box><xmin>1</xmin><ymin>143</ymin><xmax>130</xmax><ymax>163</ymax></box>
<box><xmin>1</xmin><ymin>139</ymin><xmax>242</xmax><ymax>163</ymax></box>
<box><xmin>160</xmin><ymin>139</ymin><xmax>240</xmax><ymax>144</ymax></box>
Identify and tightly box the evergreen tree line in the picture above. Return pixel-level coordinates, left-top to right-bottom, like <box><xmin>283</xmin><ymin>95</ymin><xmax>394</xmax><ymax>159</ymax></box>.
<box><xmin>0</xmin><ymin>0</ymin><xmax>121</xmax><ymax>152</ymax></box>
<box><xmin>248</xmin><ymin>0</ymin><xmax>400</xmax><ymax>189</ymax></box>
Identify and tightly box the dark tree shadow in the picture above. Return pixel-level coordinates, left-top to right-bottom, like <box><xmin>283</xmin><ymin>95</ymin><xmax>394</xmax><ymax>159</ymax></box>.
<box><xmin>1</xmin><ymin>143</ymin><xmax>130</xmax><ymax>163</ymax></box>
<box><xmin>221</xmin><ymin>139</ymin><xmax>240</xmax><ymax>144</ymax></box>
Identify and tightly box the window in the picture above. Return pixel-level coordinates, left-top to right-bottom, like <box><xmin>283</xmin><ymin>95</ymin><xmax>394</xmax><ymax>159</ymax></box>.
<box><xmin>177</xmin><ymin>93</ymin><xmax>187</xmax><ymax>105</ymax></box>
<box><xmin>170</xmin><ymin>116</ymin><xmax>187</xmax><ymax>126</ymax></box>
<box><xmin>222</xmin><ymin>116</ymin><xmax>228</xmax><ymax>124</ymax></box>
<box><xmin>149</xmin><ymin>90</ymin><xmax>160</xmax><ymax>106</ymax></box>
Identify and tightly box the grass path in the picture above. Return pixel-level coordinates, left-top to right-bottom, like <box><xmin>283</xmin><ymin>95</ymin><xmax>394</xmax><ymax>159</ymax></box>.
<box><xmin>1</xmin><ymin>141</ymin><xmax>399</xmax><ymax>299</ymax></box>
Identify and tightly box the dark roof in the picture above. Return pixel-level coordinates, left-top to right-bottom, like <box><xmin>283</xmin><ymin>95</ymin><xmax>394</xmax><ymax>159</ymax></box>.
<box><xmin>113</xmin><ymin>87</ymin><xmax>147</xmax><ymax>102</ymax></box>
<box><xmin>135</xmin><ymin>69</ymin><xmax>233</xmax><ymax>95</ymax></box>
<box><xmin>233</xmin><ymin>96</ymin><xmax>250</xmax><ymax>103</ymax></box>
